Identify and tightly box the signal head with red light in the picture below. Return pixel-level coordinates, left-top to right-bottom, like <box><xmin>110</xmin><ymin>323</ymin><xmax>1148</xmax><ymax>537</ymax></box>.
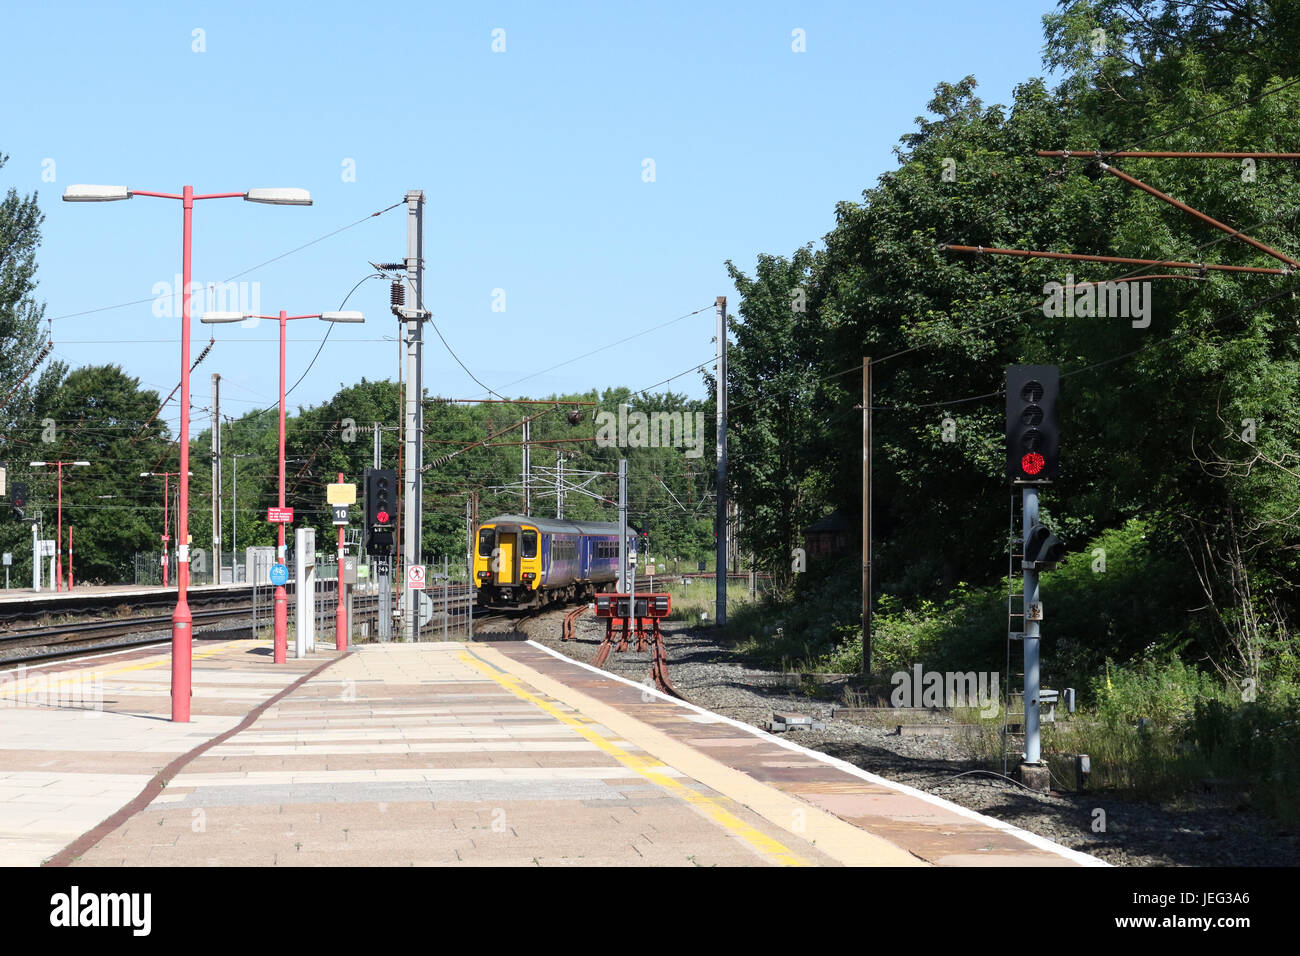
<box><xmin>1006</xmin><ymin>365</ymin><xmax>1059</xmax><ymax>483</ymax></box>
<box><xmin>364</xmin><ymin>467</ymin><xmax>397</xmax><ymax>554</ymax></box>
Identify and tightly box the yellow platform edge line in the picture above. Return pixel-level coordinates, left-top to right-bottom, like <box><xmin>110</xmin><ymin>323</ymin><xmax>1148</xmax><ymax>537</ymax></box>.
<box><xmin>457</xmin><ymin>649</ymin><xmax>810</xmax><ymax>867</ymax></box>
<box><xmin>467</xmin><ymin>644</ymin><xmax>927</xmax><ymax>867</ymax></box>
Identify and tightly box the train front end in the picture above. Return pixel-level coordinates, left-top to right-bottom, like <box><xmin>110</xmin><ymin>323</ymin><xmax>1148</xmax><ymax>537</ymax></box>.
<box><xmin>473</xmin><ymin>517</ymin><xmax>542</xmax><ymax>608</ymax></box>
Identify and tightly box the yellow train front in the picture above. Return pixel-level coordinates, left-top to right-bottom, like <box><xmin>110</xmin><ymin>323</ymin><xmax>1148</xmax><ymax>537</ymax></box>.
<box><xmin>473</xmin><ymin>515</ymin><xmax>634</xmax><ymax>609</ymax></box>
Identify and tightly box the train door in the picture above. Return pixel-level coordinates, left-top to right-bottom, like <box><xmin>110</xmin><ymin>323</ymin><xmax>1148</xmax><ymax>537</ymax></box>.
<box><xmin>495</xmin><ymin>531</ymin><xmax>516</xmax><ymax>584</ymax></box>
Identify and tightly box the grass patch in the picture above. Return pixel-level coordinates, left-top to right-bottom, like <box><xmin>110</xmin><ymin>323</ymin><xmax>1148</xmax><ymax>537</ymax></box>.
<box><xmin>662</xmin><ymin>580</ymin><xmax>760</xmax><ymax>625</ymax></box>
<box><xmin>953</xmin><ymin>654</ymin><xmax>1300</xmax><ymax>823</ymax></box>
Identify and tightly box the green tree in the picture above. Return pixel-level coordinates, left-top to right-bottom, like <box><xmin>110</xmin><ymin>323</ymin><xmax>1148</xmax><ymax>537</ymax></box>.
<box><xmin>723</xmin><ymin>247</ymin><xmax>825</xmax><ymax>593</ymax></box>
<box><xmin>0</xmin><ymin>158</ymin><xmax>66</xmax><ymax>585</ymax></box>
<box><xmin>20</xmin><ymin>366</ymin><xmax>171</xmax><ymax>583</ymax></box>
<box><xmin>725</xmin><ymin>4</ymin><xmax>1300</xmax><ymax>677</ymax></box>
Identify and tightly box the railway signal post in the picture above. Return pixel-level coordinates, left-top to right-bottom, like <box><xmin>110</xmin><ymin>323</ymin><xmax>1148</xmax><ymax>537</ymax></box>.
<box><xmin>1006</xmin><ymin>365</ymin><xmax>1063</xmax><ymax>792</ymax></box>
<box><xmin>330</xmin><ymin>475</ymin><xmax>355</xmax><ymax>652</ymax></box>
<box><xmin>365</xmin><ymin>467</ymin><xmax>397</xmax><ymax>642</ymax></box>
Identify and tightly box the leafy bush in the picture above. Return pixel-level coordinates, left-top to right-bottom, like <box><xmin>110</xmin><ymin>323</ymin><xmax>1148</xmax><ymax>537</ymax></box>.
<box><xmin>1191</xmin><ymin>693</ymin><xmax>1300</xmax><ymax>823</ymax></box>
<box><xmin>1090</xmin><ymin>651</ymin><xmax>1224</xmax><ymax>726</ymax></box>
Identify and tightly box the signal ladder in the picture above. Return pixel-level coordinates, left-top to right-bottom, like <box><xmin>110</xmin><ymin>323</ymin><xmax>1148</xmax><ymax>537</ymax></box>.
<box><xmin>1003</xmin><ymin>491</ymin><xmax>1025</xmax><ymax>775</ymax></box>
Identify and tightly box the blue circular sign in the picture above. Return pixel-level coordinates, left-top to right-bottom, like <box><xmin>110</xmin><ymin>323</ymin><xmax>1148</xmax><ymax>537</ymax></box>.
<box><xmin>269</xmin><ymin>563</ymin><xmax>289</xmax><ymax>586</ymax></box>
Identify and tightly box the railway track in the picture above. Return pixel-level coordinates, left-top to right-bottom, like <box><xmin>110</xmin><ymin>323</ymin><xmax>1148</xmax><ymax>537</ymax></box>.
<box><xmin>0</xmin><ymin>604</ymin><xmax>263</xmax><ymax>665</ymax></box>
<box><xmin>0</xmin><ymin>584</ymin><xmax>285</xmax><ymax>627</ymax></box>
<box><xmin>561</xmin><ymin>604</ymin><xmax>587</xmax><ymax>640</ymax></box>
<box><xmin>581</xmin><ymin>607</ymin><xmax>684</xmax><ymax>699</ymax></box>
<box><xmin>0</xmin><ymin>568</ymin><xmax>528</xmax><ymax>668</ymax></box>
<box><xmin>648</xmin><ymin>629</ymin><xmax>682</xmax><ymax>698</ymax></box>
<box><xmin>2</xmin><ymin>587</ymin><xmax>505</xmax><ymax>665</ymax></box>
<box><xmin>0</xmin><ymin>593</ymin><xmax>384</xmax><ymax>666</ymax></box>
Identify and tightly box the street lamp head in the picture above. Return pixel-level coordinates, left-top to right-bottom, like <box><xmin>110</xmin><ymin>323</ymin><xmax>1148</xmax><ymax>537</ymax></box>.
<box><xmin>63</xmin><ymin>185</ymin><xmax>131</xmax><ymax>202</ymax></box>
<box><xmin>244</xmin><ymin>188</ymin><xmax>312</xmax><ymax>206</ymax></box>
<box><xmin>200</xmin><ymin>312</ymin><xmax>248</xmax><ymax>324</ymax></box>
<box><xmin>321</xmin><ymin>311</ymin><xmax>365</xmax><ymax>323</ymax></box>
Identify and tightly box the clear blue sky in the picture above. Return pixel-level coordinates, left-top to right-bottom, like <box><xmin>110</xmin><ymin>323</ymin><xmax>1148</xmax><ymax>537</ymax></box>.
<box><xmin>5</xmin><ymin>0</ymin><xmax>1060</xmax><ymax>437</ymax></box>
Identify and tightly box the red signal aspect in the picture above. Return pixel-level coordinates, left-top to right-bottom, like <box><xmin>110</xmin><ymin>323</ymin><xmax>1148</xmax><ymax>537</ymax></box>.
<box><xmin>376</xmin><ymin>510</ymin><xmax>390</xmax><ymax>524</ymax></box>
<box><xmin>1021</xmin><ymin>452</ymin><xmax>1045</xmax><ymax>476</ymax></box>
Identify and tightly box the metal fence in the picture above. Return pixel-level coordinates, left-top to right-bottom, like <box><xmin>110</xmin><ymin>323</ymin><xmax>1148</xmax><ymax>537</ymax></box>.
<box><xmin>407</xmin><ymin>555</ymin><xmax>473</xmax><ymax>641</ymax></box>
<box><xmin>133</xmin><ymin>552</ymin><xmax>219</xmax><ymax>587</ymax></box>
<box><xmin>131</xmin><ymin>549</ymin><xmax>476</xmax><ymax>644</ymax></box>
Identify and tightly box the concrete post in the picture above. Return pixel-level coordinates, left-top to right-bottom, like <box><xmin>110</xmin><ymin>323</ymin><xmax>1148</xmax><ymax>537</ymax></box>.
<box><xmin>295</xmin><ymin>527</ymin><xmax>317</xmax><ymax>657</ymax></box>
<box><xmin>402</xmin><ymin>189</ymin><xmax>426</xmax><ymax>644</ymax></box>
<box><xmin>618</xmin><ymin>459</ymin><xmax>628</xmax><ymax>593</ymax></box>
<box><xmin>715</xmin><ymin>295</ymin><xmax>727</xmax><ymax>629</ymax></box>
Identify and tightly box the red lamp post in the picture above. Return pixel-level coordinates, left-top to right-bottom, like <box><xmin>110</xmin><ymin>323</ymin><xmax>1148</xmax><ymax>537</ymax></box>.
<box><xmin>336</xmin><ymin>472</ymin><xmax>348</xmax><ymax>653</ymax></box>
<box><xmin>28</xmin><ymin>460</ymin><xmax>89</xmax><ymax>592</ymax></box>
<box><xmin>65</xmin><ymin>184</ymin><xmax>311</xmax><ymax>722</ymax></box>
<box><xmin>201</xmin><ymin>308</ymin><xmax>364</xmax><ymax>663</ymax></box>
<box><xmin>140</xmin><ymin>471</ymin><xmax>191</xmax><ymax>586</ymax></box>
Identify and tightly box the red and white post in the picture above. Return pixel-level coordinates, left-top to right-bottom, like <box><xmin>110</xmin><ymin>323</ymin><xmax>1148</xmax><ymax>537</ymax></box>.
<box><xmin>336</xmin><ymin>471</ymin><xmax>347</xmax><ymax>652</ymax></box>
<box><xmin>273</xmin><ymin>310</ymin><xmax>289</xmax><ymax>664</ymax></box>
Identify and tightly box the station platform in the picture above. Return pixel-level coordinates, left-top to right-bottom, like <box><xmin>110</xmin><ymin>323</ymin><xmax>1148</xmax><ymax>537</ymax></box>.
<box><xmin>0</xmin><ymin>580</ymin><xmax>252</xmax><ymax>605</ymax></box>
<box><xmin>0</xmin><ymin>638</ymin><xmax>1103</xmax><ymax>867</ymax></box>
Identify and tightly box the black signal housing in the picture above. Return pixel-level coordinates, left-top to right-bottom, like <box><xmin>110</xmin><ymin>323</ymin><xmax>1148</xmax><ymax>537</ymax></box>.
<box><xmin>364</xmin><ymin>467</ymin><xmax>397</xmax><ymax>554</ymax></box>
<box><xmin>1006</xmin><ymin>365</ymin><xmax>1060</xmax><ymax>482</ymax></box>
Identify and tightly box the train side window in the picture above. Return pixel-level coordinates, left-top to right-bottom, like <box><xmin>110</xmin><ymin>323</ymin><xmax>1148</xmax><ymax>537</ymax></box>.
<box><xmin>521</xmin><ymin>530</ymin><xmax>538</xmax><ymax>559</ymax></box>
<box><xmin>477</xmin><ymin>528</ymin><xmax>495</xmax><ymax>557</ymax></box>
